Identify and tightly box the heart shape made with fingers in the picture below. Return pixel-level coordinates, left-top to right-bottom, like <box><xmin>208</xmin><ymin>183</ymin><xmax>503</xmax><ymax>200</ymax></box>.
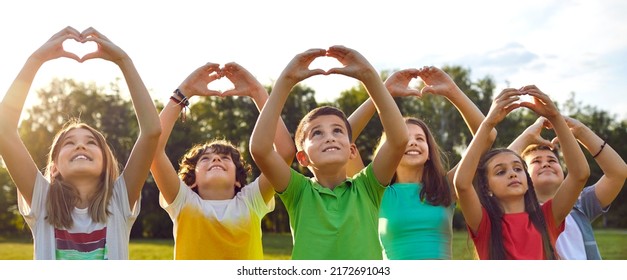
<box><xmin>516</xmin><ymin>93</ymin><xmax>535</xmax><ymax>105</ymax></box>
<box><xmin>63</xmin><ymin>39</ymin><xmax>98</xmax><ymax>59</ymax></box>
<box><xmin>207</xmin><ymin>70</ymin><xmax>235</xmax><ymax>93</ymax></box>
<box><xmin>308</xmin><ymin>56</ymin><xmax>344</xmax><ymax>72</ymax></box>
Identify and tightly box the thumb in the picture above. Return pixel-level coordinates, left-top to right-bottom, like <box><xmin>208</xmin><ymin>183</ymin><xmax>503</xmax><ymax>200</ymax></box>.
<box><xmin>550</xmin><ymin>137</ymin><xmax>560</xmax><ymax>148</ymax></box>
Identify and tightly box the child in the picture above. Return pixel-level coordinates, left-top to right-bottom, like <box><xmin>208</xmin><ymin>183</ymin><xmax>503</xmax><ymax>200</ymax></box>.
<box><xmin>508</xmin><ymin>116</ymin><xmax>627</xmax><ymax>259</ymax></box>
<box><xmin>0</xmin><ymin>27</ymin><xmax>161</xmax><ymax>259</ymax></box>
<box><xmin>149</xmin><ymin>62</ymin><xmax>295</xmax><ymax>259</ymax></box>
<box><xmin>453</xmin><ymin>85</ymin><xmax>590</xmax><ymax>259</ymax></box>
<box><xmin>346</xmin><ymin>66</ymin><xmax>495</xmax><ymax>259</ymax></box>
<box><xmin>249</xmin><ymin>46</ymin><xmax>409</xmax><ymax>259</ymax></box>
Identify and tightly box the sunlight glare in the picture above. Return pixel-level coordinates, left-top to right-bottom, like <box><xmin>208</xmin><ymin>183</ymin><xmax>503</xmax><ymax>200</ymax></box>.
<box><xmin>62</xmin><ymin>39</ymin><xmax>98</xmax><ymax>59</ymax></box>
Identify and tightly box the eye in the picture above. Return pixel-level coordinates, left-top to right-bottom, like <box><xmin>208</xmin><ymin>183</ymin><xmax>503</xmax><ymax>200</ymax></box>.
<box><xmin>63</xmin><ymin>141</ymin><xmax>75</xmax><ymax>146</ymax></box>
<box><xmin>531</xmin><ymin>160</ymin><xmax>539</xmax><ymax>164</ymax></box>
<box><xmin>221</xmin><ymin>155</ymin><xmax>232</xmax><ymax>161</ymax></box>
<box><xmin>311</xmin><ymin>130</ymin><xmax>322</xmax><ymax>137</ymax></box>
<box><xmin>333</xmin><ymin>128</ymin><xmax>344</xmax><ymax>134</ymax></box>
<box><xmin>495</xmin><ymin>170</ymin><xmax>505</xmax><ymax>176</ymax></box>
<box><xmin>199</xmin><ymin>156</ymin><xmax>209</xmax><ymax>162</ymax></box>
<box><xmin>549</xmin><ymin>159</ymin><xmax>557</xmax><ymax>163</ymax></box>
<box><xmin>514</xmin><ymin>167</ymin><xmax>524</xmax><ymax>172</ymax></box>
<box><xmin>87</xmin><ymin>140</ymin><xmax>98</xmax><ymax>146</ymax></box>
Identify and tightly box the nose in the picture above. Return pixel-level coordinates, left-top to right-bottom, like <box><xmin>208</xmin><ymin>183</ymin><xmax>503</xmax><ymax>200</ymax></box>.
<box><xmin>74</xmin><ymin>142</ymin><xmax>86</xmax><ymax>150</ymax></box>
<box><xmin>508</xmin><ymin>169</ymin><xmax>518</xmax><ymax>178</ymax></box>
<box><xmin>211</xmin><ymin>155</ymin><xmax>222</xmax><ymax>162</ymax></box>
<box><xmin>541</xmin><ymin>161</ymin><xmax>550</xmax><ymax>168</ymax></box>
<box><xmin>407</xmin><ymin>138</ymin><xmax>418</xmax><ymax>147</ymax></box>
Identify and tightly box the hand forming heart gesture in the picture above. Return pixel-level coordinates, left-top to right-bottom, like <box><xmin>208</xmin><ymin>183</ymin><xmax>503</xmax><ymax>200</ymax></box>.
<box><xmin>176</xmin><ymin>62</ymin><xmax>267</xmax><ymax>100</ymax></box>
<box><xmin>31</xmin><ymin>26</ymin><xmax>129</xmax><ymax>65</ymax></box>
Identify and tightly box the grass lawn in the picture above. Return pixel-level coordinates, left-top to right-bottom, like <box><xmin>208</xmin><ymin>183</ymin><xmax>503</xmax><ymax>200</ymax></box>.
<box><xmin>1</xmin><ymin>229</ymin><xmax>625</xmax><ymax>260</ymax></box>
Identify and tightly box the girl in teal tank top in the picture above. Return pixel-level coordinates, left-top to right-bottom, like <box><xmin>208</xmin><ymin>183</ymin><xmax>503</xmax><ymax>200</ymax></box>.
<box><xmin>347</xmin><ymin>66</ymin><xmax>491</xmax><ymax>259</ymax></box>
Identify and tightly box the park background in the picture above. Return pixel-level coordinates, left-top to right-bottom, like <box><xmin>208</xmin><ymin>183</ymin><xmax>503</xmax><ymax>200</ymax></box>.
<box><xmin>0</xmin><ymin>0</ymin><xmax>625</xmax><ymax>259</ymax></box>
<box><xmin>0</xmin><ymin>65</ymin><xmax>625</xmax><ymax>259</ymax></box>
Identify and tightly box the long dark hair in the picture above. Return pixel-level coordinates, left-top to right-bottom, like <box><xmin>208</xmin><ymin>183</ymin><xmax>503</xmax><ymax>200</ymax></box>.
<box><xmin>376</xmin><ymin>117</ymin><xmax>451</xmax><ymax>206</ymax></box>
<box><xmin>474</xmin><ymin>148</ymin><xmax>557</xmax><ymax>259</ymax></box>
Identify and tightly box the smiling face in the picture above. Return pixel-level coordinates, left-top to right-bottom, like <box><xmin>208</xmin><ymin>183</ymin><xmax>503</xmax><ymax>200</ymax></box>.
<box><xmin>398</xmin><ymin>123</ymin><xmax>430</xmax><ymax>169</ymax></box>
<box><xmin>297</xmin><ymin>114</ymin><xmax>355</xmax><ymax>169</ymax></box>
<box><xmin>194</xmin><ymin>151</ymin><xmax>238</xmax><ymax>189</ymax></box>
<box><xmin>178</xmin><ymin>140</ymin><xmax>250</xmax><ymax>197</ymax></box>
<box><xmin>485</xmin><ymin>152</ymin><xmax>529</xmax><ymax>200</ymax></box>
<box><xmin>53</xmin><ymin>127</ymin><xmax>104</xmax><ymax>180</ymax></box>
<box><xmin>523</xmin><ymin>149</ymin><xmax>564</xmax><ymax>198</ymax></box>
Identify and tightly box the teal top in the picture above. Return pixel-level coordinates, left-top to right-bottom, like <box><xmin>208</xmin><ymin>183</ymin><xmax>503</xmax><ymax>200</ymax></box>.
<box><xmin>278</xmin><ymin>163</ymin><xmax>385</xmax><ymax>260</ymax></box>
<box><xmin>378</xmin><ymin>182</ymin><xmax>454</xmax><ymax>259</ymax></box>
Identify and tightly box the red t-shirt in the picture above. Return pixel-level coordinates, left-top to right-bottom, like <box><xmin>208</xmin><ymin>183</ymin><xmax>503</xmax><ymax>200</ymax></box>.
<box><xmin>469</xmin><ymin>199</ymin><xmax>565</xmax><ymax>259</ymax></box>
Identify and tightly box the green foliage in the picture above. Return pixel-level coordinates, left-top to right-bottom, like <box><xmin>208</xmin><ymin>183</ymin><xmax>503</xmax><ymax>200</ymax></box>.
<box><xmin>1</xmin><ymin>66</ymin><xmax>625</xmax><ymax>241</ymax></box>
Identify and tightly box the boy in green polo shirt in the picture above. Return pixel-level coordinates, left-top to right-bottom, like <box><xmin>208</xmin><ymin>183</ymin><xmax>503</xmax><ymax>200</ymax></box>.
<box><xmin>250</xmin><ymin>46</ymin><xmax>408</xmax><ymax>259</ymax></box>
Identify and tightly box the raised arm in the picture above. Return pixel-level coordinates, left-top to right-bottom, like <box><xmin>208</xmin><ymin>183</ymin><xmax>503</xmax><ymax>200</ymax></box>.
<box><xmin>417</xmin><ymin>66</ymin><xmax>496</xmax><ymax>189</ymax></box>
<box><xmin>346</xmin><ymin>68</ymin><xmax>423</xmax><ymax>177</ymax></box>
<box><xmin>454</xmin><ymin>88</ymin><xmax>521</xmax><ymax>233</ymax></box>
<box><xmin>250</xmin><ymin>49</ymin><xmax>327</xmax><ymax>192</ymax></box>
<box><xmin>326</xmin><ymin>46</ymin><xmax>408</xmax><ymax>185</ymax></box>
<box><xmin>520</xmin><ymin>85</ymin><xmax>589</xmax><ymax>225</ymax></box>
<box><xmin>150</xmin><ymin>63</ymin><xmax>222</xmax><ymax>203</ymax></box>
<box><xmin>221</xmin><ymin>62</ymin><xmax>296</xmax><ymax>202</ymax></box>
<box><xmin>563</xmin><ymin>116</ymin><xmax>625</xmax><ymax>208</ymax></box>
<box><xmin>81</xmin><ymin>28</ymin><xmax>162</xmax><ymax>207</ymax></box>
<box><xmin>0</xmin><ymin>27</ymin><xmax>82</xmax><ymax>205</ymax></box>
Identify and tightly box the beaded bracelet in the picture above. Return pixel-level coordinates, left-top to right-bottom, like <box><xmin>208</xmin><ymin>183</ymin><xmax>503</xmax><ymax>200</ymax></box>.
<box><xmin>174</xmin><ymin>88</ymin><xmax>190</xmax><ymax>107</ymax></box>
<box><xmin>592</xmin><ymin>140</ymin><xmax>607</xmax><ymax>158</ymax></box>
<box><xmin>170</xmin><ymin>89</ymin><xmax>190</xmax><ymax>122</ymax></box>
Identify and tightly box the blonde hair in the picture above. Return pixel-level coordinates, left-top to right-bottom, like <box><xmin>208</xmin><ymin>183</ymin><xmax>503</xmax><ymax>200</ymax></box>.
<box><xmin>44</xmin><ymin>120</ymin><xmax>119</xmax><ymax>228</ymax></box>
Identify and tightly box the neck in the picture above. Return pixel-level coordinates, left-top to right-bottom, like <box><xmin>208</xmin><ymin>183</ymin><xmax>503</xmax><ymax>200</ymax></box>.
<box><xmin>66</xmin><ymin>177</ymin><xmax>101</xmax><ymax>208</ymax></box>
<box><xmin>535</xmin><ymin>184</ymin><xmax>558</xmax><ymax>204</ymax></box>
<box><xmin>498</xmin><ymin>198</ymin><xmax>526</xmax><ymax>214</ymax></box>
<box><xmin>198</xmin><ymin>185</ymin><xmax>235</xmax><ymax>200</ymax></box>
<box><xmin>311</xmin><ymin>167</ymin><xmax>348</xmax><ymax>190</ymax></box>
<box><xmin>395</xmin><ymin>165</ymin><xmax>423</xmax><ymax>183</ymax></box>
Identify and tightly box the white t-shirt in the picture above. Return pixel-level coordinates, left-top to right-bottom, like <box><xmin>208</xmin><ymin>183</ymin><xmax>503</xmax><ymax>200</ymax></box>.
<box><xmin>556</xmin><ymin>214</ymin><xmax>587</xmax><ymax>259</ymax></box>
<box><xmin>159</xmin><ymin>177</ymin><xmax>274</xmax><ymax>259</ymax></box>
<box><xmin>18</xmin><ymin>171</ymin><xmax>140</xmax><ymax>260</ymax></box>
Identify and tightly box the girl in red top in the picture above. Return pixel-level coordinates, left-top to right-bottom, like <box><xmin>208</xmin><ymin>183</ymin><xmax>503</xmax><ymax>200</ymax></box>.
<box><xmin>453</xmin><ymin>85</ymin><xmax>589</xmax><ymax>259</ymax></box>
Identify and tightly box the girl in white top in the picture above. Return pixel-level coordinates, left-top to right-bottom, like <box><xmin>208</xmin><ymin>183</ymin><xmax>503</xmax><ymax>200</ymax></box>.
<box><xmin>0</xmin><ymin>27</ymin><xmax>161</xmax><ymax>259</ymax></box>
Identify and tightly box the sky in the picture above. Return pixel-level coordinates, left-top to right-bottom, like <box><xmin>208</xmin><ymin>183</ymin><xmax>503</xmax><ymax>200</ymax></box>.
<box><xmin>1</xmin><ymin>0</ymin><xmax>626</xmax><ymax>121</ymax></box>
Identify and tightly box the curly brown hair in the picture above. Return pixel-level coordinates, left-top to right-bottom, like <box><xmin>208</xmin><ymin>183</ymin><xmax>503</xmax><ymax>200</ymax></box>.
<box><xmin>178</xmin><ymin>139</ymin><xmax>250</xmax><ymax>194</ymax></box>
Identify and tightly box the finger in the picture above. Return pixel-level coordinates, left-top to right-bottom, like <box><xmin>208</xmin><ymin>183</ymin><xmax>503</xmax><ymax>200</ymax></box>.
<box><xmin>402</xmin><ymin>88</ymin><xmax>423</xmax><ymax>97</ymax></box>
<box><xmin>197</xmin><ymin>88</ymin><xmax>223</xmax><ymax>97</ymax></box>
<box><xmin>538</xmin><ymin>137</ymin><xmax>554</xmax><ymax>149</ymax></box>
<box><xmin>81</xmin><ymin>27</ymin><xmax>109</xmax><ymax>41</ymax></box>
<box><xmin>80</xmin><ymin>52</ymin><xmax>99</xmax><ymax>62</ymax></box>
<box><xmin>550</xmin><ymin>137</ymin><xmax>560</xmax><ymax>147</ymax></box>
<box><xmin>305</xmin><ymin>68</ymin><xmax>327</xmax><ymax>78</ymax></box>
<box><xmin>220</xmin><ymin>89</ymin><xmax>241</xmax><ymax>97</ymax></box>
<box><xmin>60</xmin><ymin>51</ymin><xmax>82</xmax><ymax>62</ymax></box>
<box><xmin>326</xmin><ymin>67</ymin><xmax>346</xmax><ymax>76</ymax></box>
<box><xmin>503</xmin><ymin>102</ymin><xmax>522</xmax><ymax>113</ymax></box>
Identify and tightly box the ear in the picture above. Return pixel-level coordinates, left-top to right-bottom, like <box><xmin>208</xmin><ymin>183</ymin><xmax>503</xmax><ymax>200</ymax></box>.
<box><xmin>296</xmin><ymin>150</ymin><xmax>310</xmax><ymax>167</ymax></box>
<box><xmin>50</xmin><ymin>164</ymin><xmax>60</xmax><ymax>178</ymax></box>
<box><xmin>234</xmin><ymin>181</ymin><xmax>242</xmax><ymax>189</ymax></box>
<box><xmin>348</xmin><ymin>143</ymin><xmax>358</xmax><ymax>160</ymax></box>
